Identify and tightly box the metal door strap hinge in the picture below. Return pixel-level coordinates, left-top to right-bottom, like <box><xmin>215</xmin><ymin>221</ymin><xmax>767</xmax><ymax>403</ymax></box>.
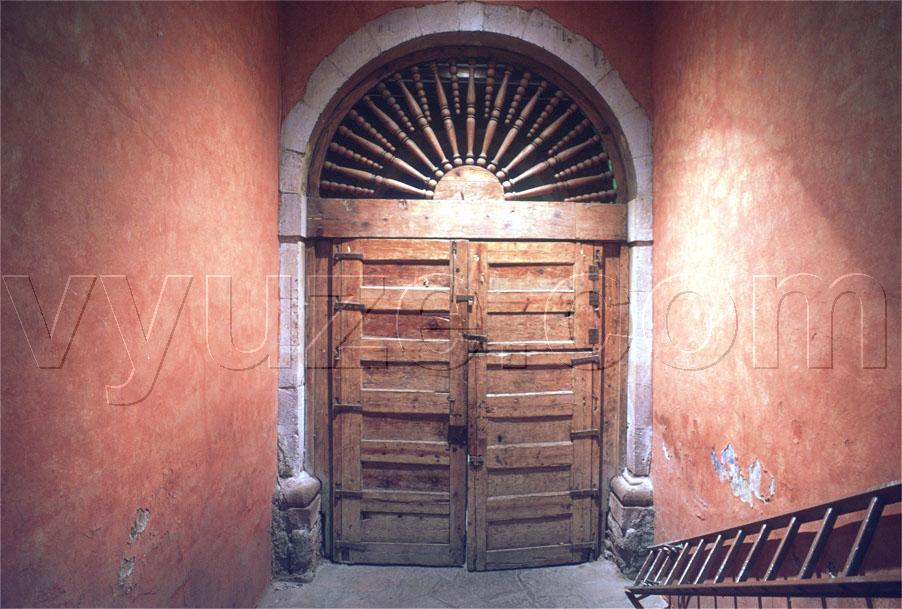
<box><xmin>334</xmin><ymin>300</ymin><xmax>365</xmax><ymax>312</ymax></box>
<box><xmin>569</xmin><ymin>489</ymin><xmax>599</xmax><ymax>499</ymax></box>
<box><xmin>570</xmin><ymin>428</ymin><xmax>600</xmax><ymax>440</ymax></box>
<box><xmin>334</xmin><ymin>252</ymin><xmax>364</xmax><ymax>261</ymax></box>
<box><xmin>571</xmin><ymin>354</ymin><xmax>600</xmax><ymax>366</ymax></box>
<box><xmin>455</xmin><ymin>294</ymin><xmax>475</xmax><ymax>306</ymax></box>
<box><xmin>334</xmin><ymin>402</ymin><xmax>362</xmax><ymax>413</ymax></box>
<box><xmin>334</xmin><ymin>489</ymin><xmax>363</xmax><ymax>499</ymax></box>
<box><xmin>468</xmin><ymin>454</ymin><xmax>484</xmax><ymax>468</ymax></box>
<box><xmin>587</xmin><ymin>328</ymin><xmax>600</xmax><ymax>345</ymax></box>
<box><xmin>589</xmin><ymin>291</ymin><xmax>600</xmax><ymax>307</ymax></box>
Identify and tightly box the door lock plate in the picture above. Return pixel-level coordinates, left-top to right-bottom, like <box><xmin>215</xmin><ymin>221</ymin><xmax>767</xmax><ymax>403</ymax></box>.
<box><xmin>448</xmin><ymin>424</ymin><xmax>467</xmax><ymax>447</ymax></box>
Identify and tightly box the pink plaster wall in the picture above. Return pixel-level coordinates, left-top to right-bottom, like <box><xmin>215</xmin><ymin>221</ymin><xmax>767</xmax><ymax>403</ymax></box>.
<box><xmin>1</xmin><ymin>3</ymin><xmax>280</xmax><ymax>606</ymax></box>
<box><xmin>651</xmin><ymin>0</ymin><xmax>901</xmax><ymax>544</ymax></box>
<box><xmin>279</xmin><ymin>1</ymin><xmax>654</xmax><ymax>120</ymax></box>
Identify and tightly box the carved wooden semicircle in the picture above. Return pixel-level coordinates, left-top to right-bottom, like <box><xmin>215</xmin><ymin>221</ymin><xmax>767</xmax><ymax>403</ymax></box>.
<box><xmin>433</xmin><ymin>166</ymin><xmax>504</xmax><ymax>200</ymax></box>
<box><xmin>314</xmin><ymin>51</ymin><xmax>620</xmax><ymax>203</ymax></box>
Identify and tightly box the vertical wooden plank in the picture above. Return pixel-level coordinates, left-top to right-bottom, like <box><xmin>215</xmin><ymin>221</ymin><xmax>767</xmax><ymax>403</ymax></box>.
<box><xmin>573</xmin><ymin>242</ymin><xmax>596</xmax><ymax>347</ymax></box>
<box><xmin>468</xmin><ymin>241</ymin><xmax>488</xmax><ymax>570</ymax></box>
<box><xmin>336</xmin><ymin>240</ymin><xmax>364</xmax><ymax>557</ymax></box>
<box><xmin>571</xmin><ymin>243</ymin><xmax>595</xmax><ymax>554</ymax></box>
<box><xmin>619</xmin><ymin>245</ymin><xmax>630</xmax><ymax>469</ymax></box>
<box><xmin>329</xmin><ymin>241</ymin><xmax>344</xmax><ymax>557</ymax></box>
<box><xmin>307</xmin><ymin>240</ymin><xmax>334</xmax><ymax>556</ymax></box>
<box><xmin>449</xmin><ymin>239</ymin><xmax>469</xmax><ymax>563</ymax></box>
<box><xmin>600</xmin><ymin>243</ymin><xmax>624</xmax><ymax>546</ymax></box>
<box><xmin>589</xmin><ymin>244</ymin><xmax>603</xmax><ymax>558</ymax></box>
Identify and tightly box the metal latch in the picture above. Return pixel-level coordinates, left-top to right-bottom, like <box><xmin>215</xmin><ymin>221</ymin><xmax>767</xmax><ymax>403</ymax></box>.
<box><xmin>468</xmin><ymin>454</ymin><xmax>484</xmax><ymax>468</ymax></box>
<box><xmin>462</xmin><ymin>333</ymin><xmax>487</xmax><ymax>342</ymax></box>
<box><xmin>455</xmin><ymin>294</ymin><xmax>475</xmax><ymax>307</ymax></box>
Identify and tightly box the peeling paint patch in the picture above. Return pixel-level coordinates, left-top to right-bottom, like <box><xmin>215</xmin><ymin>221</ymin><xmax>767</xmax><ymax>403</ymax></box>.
<box><xmin>662</xmin><ymin>443</ymin><xmax>672</xmax><ymax>461</ymax></box>
<box><xmin>129</xmin><ymin>508</ymin><xmax>150</xmax><ymax>540</ymax></box>
<box><xmin>711</xmin><ymin>443</ymin><xmax>775</xmax><ymax>506</ymax></box>
<box><xmin>117</xmin><ymin>557</ymin><xmax>134</xmax><ymax>587</ymax></box>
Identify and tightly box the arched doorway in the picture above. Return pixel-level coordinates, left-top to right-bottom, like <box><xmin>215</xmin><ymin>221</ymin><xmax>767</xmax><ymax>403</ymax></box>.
<box><xmin>276</xmin><ymin>3</ymin><xmax>654</xmax><ymax>578</ymax></box>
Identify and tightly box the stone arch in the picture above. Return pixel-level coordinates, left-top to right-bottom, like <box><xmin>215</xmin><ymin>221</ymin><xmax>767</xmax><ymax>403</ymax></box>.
<box><xmin>274</xmin><ymin>2</ymin><xmax>654</xmax><ymax>577</ymax></box>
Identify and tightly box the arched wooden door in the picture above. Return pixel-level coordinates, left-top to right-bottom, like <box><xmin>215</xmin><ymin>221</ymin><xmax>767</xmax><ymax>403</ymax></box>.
<box><xmin>305</xmin><ymin>50</ymin><xmax>629</xmax><ymax>571</ymax></box>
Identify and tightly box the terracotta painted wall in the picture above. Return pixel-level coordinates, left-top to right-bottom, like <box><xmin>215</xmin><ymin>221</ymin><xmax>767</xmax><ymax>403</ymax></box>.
<box><xmin>279</xmin><ymin>1</ymin><xmax>653</xmax><ymax>120</ymax></box>
<box><xmin>652</xmin><ymin>0</ymin><xmax>900</xmax><ymax>546</ymax></box>
<box><xmin>1</xmin><ymin>3</ymin><xmax>280</xmax><ymax>606</ymax></box>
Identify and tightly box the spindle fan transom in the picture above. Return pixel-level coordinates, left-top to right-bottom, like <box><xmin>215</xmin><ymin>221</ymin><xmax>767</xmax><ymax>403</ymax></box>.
<box><xmin>313</xmin><ymin>51</ymin><xmax>621</xmax><ymax>203</ymax></box>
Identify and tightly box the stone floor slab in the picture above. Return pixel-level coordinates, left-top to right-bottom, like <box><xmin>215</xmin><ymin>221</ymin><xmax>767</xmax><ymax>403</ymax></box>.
<box><xmin>259</xmin><ymin>558</ymin><xmax>666</xmax><ymax>608</ymax></box>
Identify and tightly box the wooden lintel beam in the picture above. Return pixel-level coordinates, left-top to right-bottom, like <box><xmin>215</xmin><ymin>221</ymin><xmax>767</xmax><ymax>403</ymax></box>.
<box><xmin>307</xmin><ymin>197</ymin><xmax>626</xmax><ymax>241</ymax></box>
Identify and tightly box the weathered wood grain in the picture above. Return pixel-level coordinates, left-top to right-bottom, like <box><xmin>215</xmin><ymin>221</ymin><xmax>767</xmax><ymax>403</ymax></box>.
<box><xmin>308</xmin><ymin>198</ymin><xmax>626</xmax><ymax>241</ymax></box>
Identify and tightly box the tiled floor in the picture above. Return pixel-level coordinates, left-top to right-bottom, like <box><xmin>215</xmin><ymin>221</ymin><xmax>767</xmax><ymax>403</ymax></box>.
<box><xmin>259</xmin><ymin>558</ymin><xmax>664</xmax><ymax>608</ymax></box>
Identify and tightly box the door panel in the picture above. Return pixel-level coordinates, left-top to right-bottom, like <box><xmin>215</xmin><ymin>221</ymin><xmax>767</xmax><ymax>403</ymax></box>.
<box><xmin>332</xmin><ymin>238</ymin><xmax>467</xmax><ymax>565</ymax></box>
<box><xmin>331</xmin><ymin>238</ymin><xmax>604</xmax><ymax>570</ymax></box>
<box><xmin>476</xmin><ymin>242</ymin><xmax>597</xmax><ymax>350</ymax></box>
<box><xmin>468</xmin><ymin>241</ymin><xmax>602</xmax><ymax>571</ymax></box>
<box><xmin>470</xmin><ymin>351</ymin><xmax>599</xmax><ymax>570</ymax></box>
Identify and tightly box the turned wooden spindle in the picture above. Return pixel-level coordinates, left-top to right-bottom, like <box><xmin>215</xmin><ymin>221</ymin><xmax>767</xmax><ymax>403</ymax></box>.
<box><xmin>320</xmin><ymin>180</ymin><xmax>376</xmax><ymax>197</ymax></box>
<box><xmin>449</xmin><ymin>61</ymin><xmax>461</xmax><ymax>115</ymax></box>
<box><xmin>362</xmin><ymin>96</ymin><xmax>443</xmax><ymax>178</ymax></box>
<box><xmin>547</xmin><ymin>119</ymin><xmax>591</xmax><ymax>156</ymax></box>
<box><xmin>477</xmin><ymin>67</ymin><xmax>512</xmax><ymax>167</ymax></box>
<box><xmin>465</xmin><ymin>59</ymin><xmax>477</xmax><ymax>165</ymax></box>
<box><xmin>526</xmin><ymin>90</ymin><xmax>565</xmax><ymax>139</ymax></box>
<box><xmin>503</xmin><ymin>134</ymin><xmax>601</xmax><ymax>187</ymax></box>
<box><xmin>504</xmin><ymin>171</ymin><xmax>612</xmax><ymax>200</ymax></box>
<box><xmin>319</xmin><ymin>53</ymin><xmax>620</xmax><ymax>202</ymax></box>
<box><xmin>497</xmin><ymin>103</ymin><xmax>577</xmax><ymax>180</ymax></box>
<box><xmin>328</xmin><ymin>142</ymin><xmax>383</xmax><ymax>171</ymax></box>
<box><xmin>504</xmin><ymin>72</ymin><xmax>531</xmax><ymax>125</ymax></box>
<box><xmin>487</xmin><ymin>80</ymin><xmax>547</xmax><ymax>172</ymax></box>
<box><xmin>563</xmin><ymin>187</ymin><xmax>617</xmax><ymax>203</ymax></box>
<box><xmin>554</xmin><ymin>151</ymin><xmax>610</xmax><ymax>180</ymax></box>
<box><xmin>338</xmin><ymin>125</ymin><xmax>436</xmax><ymax>188</ymax></box>
<box><xmin>347</xmin><ymin>109</ymin><xmax>395</xmax><ymax>153</ymax></box>
<box><xmin>393</xmin><ymin>73</ymin><xmax>451</xmax><ymax>172</ymax></box>
<box><xmin>431</xmin><ymin>62</ymin><xmax>462</xmax><ymax>167</ymax></box>
<box><xmin>483</xmin><ymin>62</ymin><xmax>496</xmax><ymax>119</ymax></box>
<box><xmin>323</xmin><ymin>160</ymin><xmax>434</xmax><ymax>198</ymax></box>
<box><xmin>410</xmin><ymin>66</ymin><xmax>431</xmax><ymax>123</ymax></box>
<box><xmin>377</xmin><ymin>82</ymin><xmax>415</xmax><ymax>133</ymax></box>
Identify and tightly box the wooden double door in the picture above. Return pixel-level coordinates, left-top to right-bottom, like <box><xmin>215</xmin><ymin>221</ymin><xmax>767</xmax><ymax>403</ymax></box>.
<box><xmin>330</xmin><ymin>238</ymin><xmax>608</xmax><ymax>570</ymax></box>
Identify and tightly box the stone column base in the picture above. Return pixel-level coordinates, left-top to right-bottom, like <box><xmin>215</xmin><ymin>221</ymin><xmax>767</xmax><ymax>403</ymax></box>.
<box><xmin>604</xmin><ymin>470</ymin><xmax>655</xmax><ymax>577</ymax></box>
<box><xmin>272</xmin><ymin>472</ymin><xmax>322</xmax><ymax>581</ymax></box>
